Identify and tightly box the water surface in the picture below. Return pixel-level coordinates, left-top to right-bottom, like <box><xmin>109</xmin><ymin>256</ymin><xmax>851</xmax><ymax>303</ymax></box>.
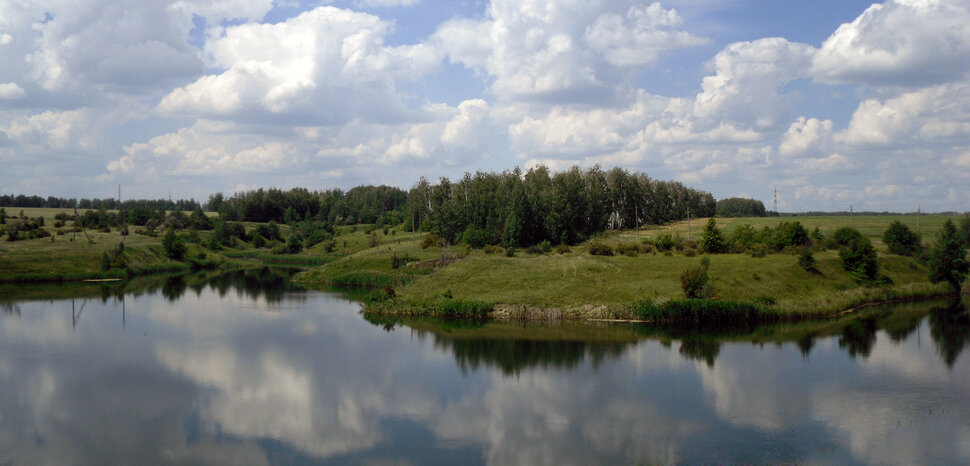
<box><xmin>1</xmin><ymin>269</ymin><xmax>969</xmax><ymax>464</ymax></box>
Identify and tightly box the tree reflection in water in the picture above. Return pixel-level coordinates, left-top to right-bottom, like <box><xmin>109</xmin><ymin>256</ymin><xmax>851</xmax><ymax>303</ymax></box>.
<box><xmin>369</xmin><ymin>298</ymin><xmax>970</xmax><ymax>370</ymax></box>
<box><xmin>928</xmin><ymin>299</ymin><xmax>970</xmax><ymax>368</ymax></box>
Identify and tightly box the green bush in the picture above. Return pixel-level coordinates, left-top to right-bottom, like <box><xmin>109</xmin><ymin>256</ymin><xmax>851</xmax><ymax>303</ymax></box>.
<box><xmin>539</xmin><ymin>240</ymin><xmax>552</xmax><ymax>253</ymax></box>
<box><xmin>484</xmin><ymin>245</ymin><xmax>504</xmax><ymax>254</ymax></box>
<box><xmin>655</xmin><ymin>233</ymin><xmax>675</xmax><ymax>251</ymax></box>
<box><xmin>833</xmin><ymin>227</ymin><xmax>863</xmax><ymax>247</ymax></box>
<box><xmin>680</xmin><ymin>258</ymin><xmax>713</xmax><ymax>299</ymax></box>
<box><xmin>840</xmin><ymin>236</ymin><xmax>878</xmax><ymax>280</ymax></box>
<box><xmin>588</xmin><ymin>242</ymin><xmax>614</xmax><ymax>256</ymax></box>
<box><xmin>421</xmin><ymin>233</ymin><xmax>442</xmax><ymax>249</ymax></box>
<box><xmin>799</xmin><ymin>247</ymin><xmax>818</xmax><ymax>273</ymax></box>
<box><xmin>555</xmin><ymin>244</ymin><xmax>571</xmax><ymax>254</ymax></box>
<box><xmin>461</xmin><ymin>225</ymin><xmax>489</xmax><ymax>248</ymax></box>
<box><xmin>929</xmin><ymin>219</ymin><xmax>969</xmax><ymax>293</ymax></box>
<box><xmin>162</xmin><ymin>228</ymin><xmax>186</xmax><ymax>261</ymax></box>
<box><xmin>390</xmin><ymin>253</ymin><xmax>419</xmax><ymax>269</ymax></box>
<box><xmin>526</xmin><ymin>245</ymin><xmax>544</xmax><ymax>254</ymax></box>
<box><xmin>883</xmin><ymin>220</ymin><xmax>921</xmax><ymax>256</ymax></box>
<box><xmin>634</xmin><ymin>299</ymin><xmax>763</xmax><ymax>323</ymax></box>
<box><xmin>615</xmin><ymin>243</ymin><xmax>639</xmax><ymax>256</ymax></box>
<box><xmin>771</xmin><ymin>221</ymin><xmax>808</xmax><ymax>250</ymax></box>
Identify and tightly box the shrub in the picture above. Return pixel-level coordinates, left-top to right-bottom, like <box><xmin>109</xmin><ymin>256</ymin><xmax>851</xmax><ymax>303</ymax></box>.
<box><xmin>883</xmin><ymin>220</ymin><xmax>921</xmax><ymax>256</ymax></box>
<box><xmin>680</xmin><ymin>257</ymin><xmax>713</xmax><ymax>299</ymax></box>
<box><xmin>289</xmin><ymin>233</ymin><xmax>304</xmax><ymax>253</ymax></box>
<box><xmin>162</xmin><ymin>228</ymin><xmax>186</xmax><ymax>261</ymax></box>
<box><xmin>504</xmin><ymin>247</ymin><xmax>516</xmax><ymax>257</ymax></box>
<box><xmin>555</xmin><ymin>244</ymin><xmax>571</xmax><ymax>254</ymax></box>
<box><xmin>421</xmin><ymin>233</ymin><xmax>442</xmax><ymax>249</ymax></box>
<box><xmin>616</xmin><ymin>243</ymin><xmax>639</xmax><ymax>256</ymax></box>
<box><xmin>251</xmin><ymin>233</ymin><xmax>266</xmax><ymax>248</ymax></box>
<box><xmin>390</xmin><ymin>253</ymin><xmax>419</xmax><ymax>269</ymax></box>
<box><xmin>700</xmin><ymin>218</ymin><xmax>727</xmax><ymax>253</ymax></box>
<box><xmin>730</xmin><ymin>224</ymin><xmax>759</xmax><ymax>250</ymax></box>
<box><xmin>461</xmin><ymin>225</ymin><xmax>489</xmax><ymax>248</ymax></box>
<box><xmin>811</xmin><ymin>227</ymin><xmax>824</xmax><ymax>242</ymax></box>
<box><xmin>484</xmin><ymin>245</ymin><xmax>504</xmax><ymax>254</ymax></box>
<box><xmin>833</xmin><ymin>227</ymin><xmax>863</xmax><ymax>246</ymax></box>
<box><xmin>588</xmin><ymin>242</ymin><xmax>614</xmax><ymax>256</ymax></box>
<box><xmin>539</xmin><ymin>240</ymin><xmax>552</xmax><ymax>253</ymax></box>
<box><xmin>526</xmin><ymin>245</ymin><xmax>544</xmax><ymax>254</ymax></box>
<box><xmin>655</xmin><ymin>233</ymin><xmax>675</xmax><ymax>252</ymax></box>
<box><xmin>840</xmin><ymin>236</ymin><xmax>878</xmax><ymax>280</ymax></box>
<box><xmin>638</xmin><ymin>243</ymin><xmax>654</xmax><ymax>254</ymax></box>
<box><xmin>799</xmin><ymin>247</ymin><xmax>818</xmax><ymax>273</ymax></box>
<box><xmin>771</xmin><ymin>221</ymin><xmax>809</xmax><ymax>250</ymax></box>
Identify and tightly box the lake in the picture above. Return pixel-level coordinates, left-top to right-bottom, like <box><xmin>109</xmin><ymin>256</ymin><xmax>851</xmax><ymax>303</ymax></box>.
<box><xmin>1</xmin><ymin>268</ymin><xmax>968</xmax><ymax>464</ymax></box>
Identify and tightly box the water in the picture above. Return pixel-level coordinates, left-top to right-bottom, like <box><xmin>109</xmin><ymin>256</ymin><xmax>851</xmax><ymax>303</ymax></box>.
<box><xmin>1</xmin><ymin>268</ymin><xmax>969</xmax><ymax>464</ymax></box>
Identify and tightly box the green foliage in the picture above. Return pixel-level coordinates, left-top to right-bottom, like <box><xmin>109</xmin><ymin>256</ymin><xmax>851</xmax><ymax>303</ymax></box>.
<box><xmin>162</xmin><ymin>228</ymin><xmax>186</xmax><ymax>261</ymax></box>
<box><xmin>461</xmin><ymin>225</ymin><xmax>490</xmax><ymax>248</ymax></box>
<box><xmin>420</xmin><ymin>233</ymin><xmax>441</xmax><ymax>249</ymax></box>
<box><xmin>770</xmin><ymin>221</ymin><xmax>808</xmax><ymax>250</ymax></box>
<box><xmin>390</xmin><ymin>253</ymin><xmax>419</xmax><ymax>269</ymax></box>
<box><xmin>254</xmin><ymin>221</ymin><xmax>282</xmax><ymax>241</ymax></box>
<box><xmin>680</xmin><ymin>258</ymin><xmax>713</xmax><ymax>299</ymax></box>
<box><xmin>634</xmin><ymin>299</ymin><xmax>763</xmax><ymax>324</ymax></box>
<box><xmin>588</xmin><ymin>242</ymin><xmax>614</xmax><ymax>256</ymax></box>
<box><xmin>799</xmin><ymin>247</ymin><xmax>818</xmax><ymax>273</ymax></box>
<box><xmin>839</xmin><ymin>236</ymin><xmax>878</xmax><ymax>280</ymax></box>
<box><xmin>483</xmin><ymin>245</ymin><xmax>504</xmax><ymax>254</ymax></box>
<box><xmin>526</xmin><ymin>245</ymin><xmax>544</xmax><ymax>254</ymax></box>
<box><xmin>504</xmin><ymin>246</ymin><xmax>516</xmax><ymax>257</ymax></box>
<box><xmin>883</xmin><ymin>220</ymin><xmax>921</xmax><ymax>256</ymax></box>
<box><xmin>811</xmin><ymin>227</ymin><xmax>824</xmax><ymax>242</ymax></box>
<box><xmin>833</xmin><ymin>227</ymin><xmax>863</xmax><ymax>247</ymax></box>
<box><xmin>929</xmin><ymin>219</ymin><xmax>969</xmax><ymax>293</ymax></box>
<box><xmin>285</xmin><ymin>233</ymin><xmax>303</xmax><ymax>254</ymax></box>
<box><xmin>539</xmin><ymin>240</ymin><xmax>552</xmax><ymax>253</ymax></box>
<box><xmin>615</xmin><ymin>242</ymin><xmax>639</xmax><ymax>256</ymax></box>
<box><xmin>700</xmin><ymin>218</ymin><xmax>726</xmax><ymax>253</ymax></box>
<box><xmin>715</xmin><ymin>197</ymin><xmax>767</xmax><ymax>217</ymax></box>
<box><xmin>654</xmin><ymin>233</ymin><xmax>675</xmax><ymax>251</ymax></box>
<box><xmin>251</xmin><ymin>233</ymin><xmax>266</xmax><ymax>248</ymax></box>
<box><xmin>189</xmin><ymin>208</ymin><xmax>213</xmax><ymax>230</ymax></box>
<box><xmin>956</xmin><ymin>214</ymin><xmax>970</xmax><ymax>247</ymax></box>
<box><xmin>555</xmin><ymin>244</ymin><xmax>571</xmax><ymax>254</ymax></box>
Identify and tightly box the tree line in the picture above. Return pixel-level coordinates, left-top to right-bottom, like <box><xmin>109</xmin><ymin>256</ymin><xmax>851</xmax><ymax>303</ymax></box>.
<box><xmin>406</xmin><ymin>166</ymin><xmax>714</xmax><ymax>247</ymax></box>
<box><xmin>0</xmin><ymin>194</ymin><xmax>201</xmax><ymax>212</ymax></box>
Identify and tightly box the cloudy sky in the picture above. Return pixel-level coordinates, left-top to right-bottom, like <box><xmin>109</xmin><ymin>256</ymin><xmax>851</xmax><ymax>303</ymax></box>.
<box><xmin>1</xmin><ymin>0</ymin><xmax>968</xmax><ymax>211</ymax></box>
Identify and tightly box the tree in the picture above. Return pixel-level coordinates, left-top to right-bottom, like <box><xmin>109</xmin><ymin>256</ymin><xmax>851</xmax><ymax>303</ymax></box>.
<box><xmin>840</xmin><ymin>236</ymin><xmax>878</xmax><ymax>280</ymax></box>
<box><xmin>929</xmin><ymin>219</ymin><xmax>969</xmax><ymax>293</ymax></box>
<box><xmin>883</xmin><ymin>220</ymin><xmax>920</xmax><ymax>256</ymax></box>
<box><xmin>162</xmin><ymin>228</ymin><xmax>186</xmax><ymax>261</ymax></box>
<box><xmin>700</xmin><ymin>218</ymin><xmax>726</xmax><ymax>253</ymax></box>
<box><xmin>958</xmin><ymin>214</ymin><xmax>970</xmax><ymax>247</ymax></box>
<box><xmin>680</xmin><ymin>257</ymin><xmax>713</xmax><ymax>299</ymax></box>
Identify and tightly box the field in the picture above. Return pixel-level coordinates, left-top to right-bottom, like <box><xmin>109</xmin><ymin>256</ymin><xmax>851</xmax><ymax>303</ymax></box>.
<box><xmin>298</xmin><ymin>214</ymin><xmax>966</xmax><ymax>318</ymax></box>
<box><xmin>3</xmin><ymin>208</ymin><xmax>965</xmax><ymax>319</ymax></box>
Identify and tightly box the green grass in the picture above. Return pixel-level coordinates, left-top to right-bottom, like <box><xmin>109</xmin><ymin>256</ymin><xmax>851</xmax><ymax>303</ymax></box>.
<box><xmin>292</xmin><ymin>215</ymin><xmax>966</xmax><ymax>320</ymax></box>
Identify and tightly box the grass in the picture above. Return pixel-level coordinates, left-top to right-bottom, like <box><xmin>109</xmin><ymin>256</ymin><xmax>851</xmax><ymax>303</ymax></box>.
<box><xmin>291</xmin><ymin>214</ymin><xmax>966</xmax><ymax>321</ymax></box>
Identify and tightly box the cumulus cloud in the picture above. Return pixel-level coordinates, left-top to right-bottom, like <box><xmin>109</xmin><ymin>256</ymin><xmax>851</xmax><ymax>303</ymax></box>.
<box><xmin>812</xmin><ymin>0</ymin><xmax>970</xmax><ymax>87</ymax></box>
<box><xmin>779</xmin><ymin>117</ymin><xmax>834</xmax><ymax>158</ymax></box>
<box><xmin>435</xmin><ymin>0</ymin><xmax>705</xmax><ymax>102</ymax></box>
<box><xmin>159</xmin><ymin>6</ymin><xmax>440</xmax><ymax>125</ymax></box>
<box><xmin>694</xmin><ymin>38</ymin><xmax>815</xmax><ymax>131</ymax></box>
<box><xmin>839</xmin><ymin>82</ymin><xmax>970</xmax><ymax>147</ymax></box>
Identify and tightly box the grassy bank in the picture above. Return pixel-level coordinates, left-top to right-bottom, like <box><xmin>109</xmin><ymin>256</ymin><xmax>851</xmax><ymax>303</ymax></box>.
<box><xmin>298</xmin><ymin>214</ymin><xmax>965</xmax><ymax>322</ymax></box>
<box><xmin>0</xmin><ymin>208</ymin><xmax>403</xmax><ymax>283</ymax></box>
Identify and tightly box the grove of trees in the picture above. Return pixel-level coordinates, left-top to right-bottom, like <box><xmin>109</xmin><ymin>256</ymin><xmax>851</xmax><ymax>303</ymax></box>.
<box><xmin>405</xmin><ymin>166</ymin><xmax>715</xmax><ymax>247</ymax></box>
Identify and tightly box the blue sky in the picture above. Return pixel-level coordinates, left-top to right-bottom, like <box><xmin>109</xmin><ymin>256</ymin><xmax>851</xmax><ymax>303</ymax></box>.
<box><xmin>0</xmin><ymin>0</ymin><xmax>968</xmax><ymax>211</ymax></box>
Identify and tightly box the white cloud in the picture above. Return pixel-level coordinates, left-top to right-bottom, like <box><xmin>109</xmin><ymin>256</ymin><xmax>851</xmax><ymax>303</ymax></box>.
<box><xmin>353</xmin><ymin>0</ymin><xmax>419</xmax><ymax>7</ymax></box>
<box><xmin>839</xmin><ymin>82</ymin><xmax>970</xmax><ymax>147</ymax></box>
<box><xmin>435</xmin><ymin>0</ymin><xmax>705</xmax><ymax>102</ymax></box>
<box><xmin>0</xmin><ymin>82</ymin><xmax>25</xmax><ymax>99</ymax></box>
<box><xmin>694</xmin><ymin>38</ymin><xmax>815</xmax><ymax>131</ymax></box>
<box><xmin>159</xmin><ymin>6</ymin><xmax>440</xmax><ymax>125</ymax></box>
<box><xmin>812</xmin><ymin>0</ymin><xmax>970</xmax><ymax>87</ymax></box>
<box><xmin>779</xmin><ymin>117</ymin><xmax>833</xmax><ymax>158</ymax></box>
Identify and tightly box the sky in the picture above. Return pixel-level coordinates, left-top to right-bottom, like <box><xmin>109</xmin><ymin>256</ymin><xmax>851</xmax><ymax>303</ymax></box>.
<box><xmin>0</xmin><ymin>0</ymin><xmax>968</xmax><ymax>211</ymax></box>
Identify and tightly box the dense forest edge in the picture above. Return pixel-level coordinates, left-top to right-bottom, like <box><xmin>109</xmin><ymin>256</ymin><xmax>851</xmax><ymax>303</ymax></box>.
<box><xmin>2</xmin><ymin>165</ymin><xmax>969</xmax><ymax>324</ymax></box>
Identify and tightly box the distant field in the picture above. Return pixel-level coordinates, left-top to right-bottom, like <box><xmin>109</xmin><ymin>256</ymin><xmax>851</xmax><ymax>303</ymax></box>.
<box><xmin>615</xmin><ymin>214</ymin><xmax>963</xmax><ymax>249</ymax></box>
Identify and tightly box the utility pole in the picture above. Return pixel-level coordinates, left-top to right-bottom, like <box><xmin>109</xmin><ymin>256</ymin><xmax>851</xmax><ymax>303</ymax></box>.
<box><xmin>687</xmin><ymin>207</ymin><xmax>690</xmax><ymax>241</ymax></box>
<box><xmin>635</xmin><ymin>204</ymin><xmax>640</xmax><ymax>241</ymax></box>
<box><xmin>917</xmin><ymin>204</ymin><xmax>921</xmax><ymax>235</ymax></box>
<box><xmin>773</xmin><ymin>186</ymin><xmax>777</xmax><ymax>215</ymax></box>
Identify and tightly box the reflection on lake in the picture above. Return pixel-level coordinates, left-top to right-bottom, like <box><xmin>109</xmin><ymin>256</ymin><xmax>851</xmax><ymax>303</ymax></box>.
<box><xmin>1</xmin><ymin>269</ymin><xmax>969</xmax><ymax>464</ymax></box>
